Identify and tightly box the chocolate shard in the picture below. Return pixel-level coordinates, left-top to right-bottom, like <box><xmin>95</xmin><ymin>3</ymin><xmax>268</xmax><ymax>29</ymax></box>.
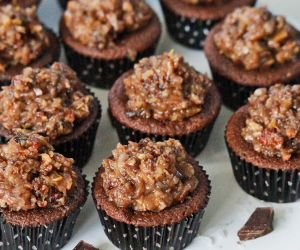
<box><xmin>238</xmin><ymin>207</ymin><xmax>274</xmax><ymax>241</ymax></box>
<box><xmin>73</xmin><ymin>241</ymin><xmax>99</xmax><ymax>250</ymax></box>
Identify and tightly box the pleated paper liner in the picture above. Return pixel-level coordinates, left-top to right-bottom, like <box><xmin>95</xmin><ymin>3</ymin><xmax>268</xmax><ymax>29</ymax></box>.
<box><xmin>160</xmin><ymin>0</ymin><xmax>218</xmax><ymax>50</ymax></box>
<box><xmin>0</xmin><ymin>28</ymin><xmax>61</xmax><ymax>87</ymax></box>
<box><xmin>63</xmin><ymin>41</ymin><xmax>159</xmax><ymax>89</ymax></box>
<box><xmin>226</xmin><ymin>143</ymin><xmax>300</xmax><ymax>203</ymax></box>
<box><xmin>54</xmin><ymin>93</ymin><xmax>101</xmax><ymax>168</ymax></box>
<box><xmin>92</xmin><ymin>167</ymin><xmax>211</xmax><ymax>250</ymax></box>
<box><xmin>109</xmin><ymin>110</ymin><xmax>216</xmax><ymax>157</ymax></box>
<box><xmin>210</xmin><ymin>67</ymin><xmax>257</xmax><ymax>110</ymax></box>
<box><xmin>211</xmin><ymin>66</ymin><xmax>300</xmax><ymax>111</ymax></box>
<box><xmin>0</xmin><ymin>176</ymin><xmax>88</xmax><ymax>250</ymax></box>
<box><xmin>57</xmin><ymin>0</ymin><xmax>68</xmax><ymax>9</ymax></box>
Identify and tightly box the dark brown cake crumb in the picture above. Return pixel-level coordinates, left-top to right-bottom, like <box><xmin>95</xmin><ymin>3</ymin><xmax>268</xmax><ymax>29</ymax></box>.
<box><xmin>214</xmin><ymin>7</ymin><xmax>300</xmax><ymax>70</ymax></box>
<box><xmin>242</xmin><ymin>84</ymin><xmax>300</xmax><ymax>161</ymax></box>
<box><xmin>0</xmin><ymin>63</ymin><xmax>93</xmax><ymax>140</ymax></box>
<box><xmin>0</xmin><ymin>133</ymin><xmax>76</xmax><ymax>211</ymax></box>
<box><xmin>64</xmin><ymin>0</ymin><xmax>152</xmax><ymax>54</ymax></box>
<box><xmin>238</xmin><ymin>207</ymin><xmax>274</xmax><ymax>241</ymax></box>
<box><xmin>73</xmin><ymin>241</ymin><xmax>99</xmax><ymax>250</ymax></box>
<box><xmin>124</xmin><ymin>51</ymin><xmax>212</xmax><ymax>122</ymax></box>
<box><xmin>181</xmin><ymin>0</ymin><xmax>227</xmax><ymax>5</ymax></box>
<box><xmin>0</xmin><ymin>5</ymin><xmax>49</xmax><ymax>72</ymax></box>
<box><xmin>101</xmin><ymin>138</ymin><xmax>199</xmax><ymax>212</ymax></box>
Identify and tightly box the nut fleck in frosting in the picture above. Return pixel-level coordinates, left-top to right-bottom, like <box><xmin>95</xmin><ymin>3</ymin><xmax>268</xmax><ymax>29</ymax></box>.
<box><xmin>242</xmin><ymin>84</ymin><xmax>300</xmax><ymax>161</ymax></box>
<box><xmin>0</xmin><ymin>5</ymin><xmax>49</xmax><ymax>73</ymax></box>
<box><xmin>214</xmin><ymin>7</ymin><xmax>300</xmax><ymax>70</ymax></box>
<box><xmin>0</xmin><ymin>133</ymin><xmax>76</xmax><ymax>211</ymax></box>
<box><xmin>101</xmin><ymin>138</ymin><xmax>199</xmax><ymax>212</ymax></box>
<box><xmin>0</xmin><ymin>63</ymin><xmax>93</xmax><ymax>140</ymax></box>
<box><xmin>124</xmin><ymin>51</ymin><xmax>212</xmax><ymax>122</ymax></box>
<box><xmin>64</xmin><ymin>0</ymin><xmax>152</xmax><ymax>51</ymax></box>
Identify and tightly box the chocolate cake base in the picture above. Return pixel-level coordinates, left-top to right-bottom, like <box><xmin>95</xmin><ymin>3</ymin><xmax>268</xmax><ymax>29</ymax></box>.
<box><xmin>205</xmin><ymin>24</ymin><xmax>300</xmax><ymax>110</ymax></box>
<box><xmin>0</xmin><ymin>89</ymin><xmax>101</xmax><ymax>169</ymax></box>
<box><xmin>0</xmin><ymin>168</ymin><xmax>88</xmax><ymax>250</ymax></box>
<box><xmin>225</xmin><ymin>106</ymin><xmax>300</xmax><ymax>203</ymax></box>
<box><xmin>60</xmin><ymin>14</ymin><xmax>161</xmax><ymax>89</ymax></box>
<box><xmin>0</xmin><ymin>29</ymin><xmax>61</xmax><ymax>86</ymax></box>
<box><xmin>92</xmin><ymin>162</ymin><xmax>211</xmax><ymax>250</ymax></box>
<box><xmin>109</xmin><ymin>71</ymin><xmax>221</xmax><ymax>156</ymax></box>
<box><xmin>160</xmin><ymin>0</ymin><xmax>256</xmax><ymax>49</ymax></box>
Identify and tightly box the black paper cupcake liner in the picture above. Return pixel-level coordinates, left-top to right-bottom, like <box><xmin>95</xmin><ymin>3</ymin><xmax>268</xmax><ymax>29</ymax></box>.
<box><xmin>226</xmin><ymin>143</ymin><xmax>300</xmax><ymax>203</ymax></box>
<box><xmin>54</xmin><ymin>95</ymin><xmax>101</xmax><ymax>168</ymax></box>
<box><xmin>109</xmin><ymin>111</ymin><xmax>216</xmax><ymax>157</ymax></box>
<box><xmin>160</xmin><ymin>0</ymin><xmax>218</xmax><ymax>50</ymax></box>
<box><xmin>63</xmin><ymin>41</ymin><xmax>159</xmax><ymax>89</ymax></box>
<box><xmin>92</xmin><ymin>167</ymin><xmax>211</xmax><ymax>250</ymax></box>
<box><xmin>210</xmin><ymin>67</ymin><xmax>257</xmax><ymax>110</ymax></box>
<box><xmin>0</xmin><ymin>176</ymin><xmax>88</xmax><ymax>250</ymax></box>
<box><xmin>57</xmin><ymin>0</ymin><xmax>68</xmax><ymax>9</ymax></box>
<box><xmin>211</xmin><ymin>66</ymin><xmax>300</xmax><ymax>111</ymax></box>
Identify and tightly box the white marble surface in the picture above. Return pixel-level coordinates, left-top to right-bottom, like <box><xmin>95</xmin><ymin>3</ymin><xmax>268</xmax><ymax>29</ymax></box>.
<box><xmin>38</xmin><ymin>1</ymin><xmax>300</xmax><ymax>249</ymax></box>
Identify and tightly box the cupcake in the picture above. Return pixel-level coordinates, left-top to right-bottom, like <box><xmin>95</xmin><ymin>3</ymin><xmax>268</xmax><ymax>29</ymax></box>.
<box><xmin>160</xmin><ymin>0</ymin><xmax>256</xmax><ymax>50</ymax></box>
<box><xmin>205</xmin><ymin>7</ymin><xmax>300</xmax><ymax>110</ymax></box>
<box><xmin>60</xmin><ymin>0</ymin><xmax>161</xmax><ymax>89</ymax></box>
<box><xmin>0</xmin><ymin>62</ymin><xmax>101</xmax><ymax>168</ymax></box>
<box><xmin>0</xmin><ymin>133</ymin><xmax>87</xmax><ymax>249</ymax></box>
<box><xmin>92</xmin><ymin>138</ymin><xmax>211</xmax><ymax>250</ymax></box>
<box><xmin>226</xmin><ymin>84</ymin><xmax>300</xmax><ymax>203</ymax></box>
<box><xmin>0</xmin><ymin>4</ymin><xmax>60</xmax><ymax>86</ymax></box>
<box><xmin>109</xmin><ymin>51</ymin><xmax>221</xmax><ymax>157</ymax></box>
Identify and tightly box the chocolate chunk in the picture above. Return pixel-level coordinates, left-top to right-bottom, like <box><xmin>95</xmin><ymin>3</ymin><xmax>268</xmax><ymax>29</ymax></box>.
<box><xmin>73</xmin><ymin>241</ymin><xmax>99</xmax><ymax>250</ymax></box>
<box><xmin>238</xmin><ymin>207</ymin><xmax>274</xmax><ymax>241</ymax></box>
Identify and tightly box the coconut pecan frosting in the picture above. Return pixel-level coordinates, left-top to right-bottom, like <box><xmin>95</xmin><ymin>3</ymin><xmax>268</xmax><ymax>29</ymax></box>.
<box><xmin>0</xmin><ymin>5</ymin><xmax>49</xmax><ymax>73</ymax></box>
<box><xmin>0</xmin><ymin>63</ymin><xmax>93</xmax><ymax>140</ymax></box>
<box><xmin>0</xmin><ymin>133</ymin><xmax>76</xmax><ymax>211</ymax></box>
<box><xmin>124</xmin><ymin>51</ymin><xmax>212</xmax><ymax>122</ymax></box>
<box><xmin>242</xmin><ymin>84</ymin><xmax>300</xmax><ymax>161</ymax></box>
<box><xmin>64</xmin><ymin>0</ymin><xmax>152</xmax><ymax>51</ymax></box>
<box><xmin>101</xmin><ymin>138</ymin><xmax>199</xmax><ymax>212</ymax></box>
<box><xmin>214</xmin><ymin>7</ymin><xmax>300</xmax><ymax>70</ymax></box>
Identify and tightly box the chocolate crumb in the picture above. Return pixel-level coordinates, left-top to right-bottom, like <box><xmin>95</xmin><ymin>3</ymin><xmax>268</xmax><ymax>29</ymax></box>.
<box><xmin>238</xmin><ymin>207</ymin><xmax>274</xmax><ymax>241</ymax></box>
<box><xmin>73</xmin><ymin>241</ymin><xmax>99</xmax><ymax>250</ymax></box>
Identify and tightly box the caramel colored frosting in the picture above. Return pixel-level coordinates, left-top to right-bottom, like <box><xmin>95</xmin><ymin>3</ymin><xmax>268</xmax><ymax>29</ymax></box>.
<box><xmin>124</xmin><ymin>51</ymin><xmax>212</xmax><ymax>122</ymax></box>
<box><xmin>0</xmin><ymin>63</ymin><xmax>93</xmax><ymax>140</ymax></box>
<box><xmin>0</xmin><ymin>5</ymin><xmax>48</xmax><ymax>72</ymax></box>
<box><xmin>101</xmin><ymin>138</ymin><xmax>198</xmax><ymax>212</ymax></box>
<box><xmin>242</xmin><ymin>84</ymin><xmax>300</xmax><ymax>161</ymax></box>
<box><xmin>214</xmin><ymin>7</ymin><xmax>300</xmax><ymax>70</ymax></box>
<box><xmin>0</xmin><ymin>133</ymin><xmax>76</xmax><ymax>211</ymax></box>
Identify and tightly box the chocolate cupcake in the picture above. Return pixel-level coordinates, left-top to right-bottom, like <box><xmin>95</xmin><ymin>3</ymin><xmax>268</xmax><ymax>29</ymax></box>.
<box><xmin>0</xmin><ymin>133</ymin><xmax>87</xmax><ymax>249</ymax></box>
<box><xmin>160</xmin><ymin>0</ymin><xmax>256</xmax><ymax>49</ymax></box>
<box><xmin>205</xmin><ymin>7</ymin><xmax>300</xmax><ymax>110</ymax></box>
<box><xmin>0</xmin><ymin>62</ymin><xmax>101</xmax><ymax>168</ymax></box>
<box><xmin>226</xmin><ymin>84</ymin><xmax>300</xmax><ymax>203</ymax></box>
<box><xmin>92</xmin><ymin>138</ymin><xmax>211</xmax><ymax>250</ymax></box>
<box><xmin>60</xmin><ymin>0</ymin><xmax>161</xmax><ymax>89</ymax></box>
<box><xmin>109</xmin><ymin>51</ymin><xmax>221</xmax><ymax>157</ymax></box>
<box><xmin>0</xmin><ymin>4</ymin><xmax>60</xmax><ymax>86</ymax></box>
